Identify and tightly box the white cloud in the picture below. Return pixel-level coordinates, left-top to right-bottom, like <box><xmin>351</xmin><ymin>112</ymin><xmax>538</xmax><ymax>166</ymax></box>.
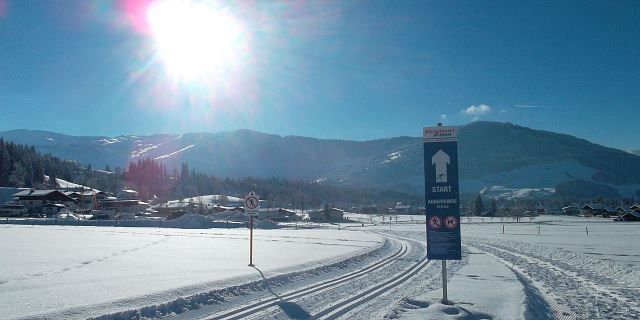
<box><xmin>462</xmin><ymin>104</ymin><xmax>492</xmax><ymax>116</ymax></box>
<box><xmin>440</xmin><ymin>114</ymin><xmax>447</xmax><ymax>121</ymax></box>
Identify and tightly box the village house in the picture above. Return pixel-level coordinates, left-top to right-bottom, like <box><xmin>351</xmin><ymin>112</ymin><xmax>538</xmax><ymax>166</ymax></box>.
<box><xmin>581</xmin><ymin>204</ymin><xmax>604</xmax><ymax>216</ymax></box>
<box><xmin>0</xmin><ymin>203</ymin><xmax>27</xmax><ymax>217</ymax></box>
<box><xmin>12</xmin><ymin>189</ymin><xmax>75</xmax><ymax>214</ymax></box>
<box><xmin>98</xmin><ymin>199</ymin><xmax>150</xmax><ymax>220</ymax></box>
<box><xmin>620</xmin><ymin>209</ymin><xmax>640</xmax><ymax>221</ymax></box>
<box><xmin>64</xmin><ymin>190</ymin><xmax>109</xmax><ymax>210</ymax></box>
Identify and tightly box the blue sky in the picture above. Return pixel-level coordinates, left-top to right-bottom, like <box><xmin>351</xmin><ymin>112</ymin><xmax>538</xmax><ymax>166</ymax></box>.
<box><xmin>1</xmin><ymin>0</ymin><xmax>639</xmax><ymax>151</ymax></box>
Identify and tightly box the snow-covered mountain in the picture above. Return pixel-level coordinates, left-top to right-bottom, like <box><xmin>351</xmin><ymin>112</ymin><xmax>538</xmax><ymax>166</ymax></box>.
<box><xmin>1</xmin><ymin>122</ymin><xmax>639</xmax><ymax>196</ymax></box>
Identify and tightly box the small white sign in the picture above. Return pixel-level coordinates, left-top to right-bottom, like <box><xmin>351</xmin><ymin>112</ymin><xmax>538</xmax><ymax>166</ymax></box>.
<box><xmin>423</xmin><ymin>126</ymin><xmax>457</xmax><ymax>142</ymax></box>
<box><xmin>245</xmin><ymin>191</ymin><xmax>259</xmax><ymax>216</ymax></box>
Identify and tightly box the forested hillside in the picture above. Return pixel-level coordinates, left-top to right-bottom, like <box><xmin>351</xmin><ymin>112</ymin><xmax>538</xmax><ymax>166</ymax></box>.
<box><xmin>0</xmin><ymin>139</ymin><xmax>420</xmax><ymax>208</ymax></box>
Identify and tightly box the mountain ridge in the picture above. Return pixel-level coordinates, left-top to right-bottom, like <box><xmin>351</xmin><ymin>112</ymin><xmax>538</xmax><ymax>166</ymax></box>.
<box><xmin>1</xmin><ymin>122</ymin><xmax>639</xmax><ymax>197</ymax></box>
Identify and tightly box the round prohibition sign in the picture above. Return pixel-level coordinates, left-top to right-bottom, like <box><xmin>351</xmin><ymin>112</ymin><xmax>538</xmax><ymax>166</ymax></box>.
<box><xmin>245</xmin><ymin>196</ymin><xmax>259</xmax><ymax>210</ymax></box>
<box><xmin>445</xmin><ymin>216</ymin><xmax>458</xmax><ymax>229</ymax></box>
<box><xmin>429</xmin><ymin>216</ymin><xmax>442</xmax><ymax>230</ymax></box>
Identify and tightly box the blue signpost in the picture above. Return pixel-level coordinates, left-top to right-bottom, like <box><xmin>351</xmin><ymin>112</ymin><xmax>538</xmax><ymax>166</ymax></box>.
<box><xmin>424</xmin><ymin>124</ymin><xmax>461</xmax><ymax>303</ymax></box>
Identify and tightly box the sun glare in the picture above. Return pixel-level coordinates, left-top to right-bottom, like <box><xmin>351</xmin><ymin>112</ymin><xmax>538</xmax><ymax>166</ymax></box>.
<box><xmin>146</xmin><ymin>0</ymin><xmax>247</xmax><ymax>82</ymax></box>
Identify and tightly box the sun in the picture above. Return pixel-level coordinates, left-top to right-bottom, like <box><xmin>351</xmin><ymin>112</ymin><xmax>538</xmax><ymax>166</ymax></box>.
<box><xmin>145</xmin><ymin>0</ymin><xmax>247</xmax><ymax>82</ymax></box>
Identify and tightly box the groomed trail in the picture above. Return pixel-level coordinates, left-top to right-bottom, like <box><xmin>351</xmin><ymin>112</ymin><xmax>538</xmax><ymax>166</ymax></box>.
<box><xmin>90</xmin><ymin>230</ymin><xmax>453</xmax><ymax>320</ymax></box>
<box><xmin>466</xmin><ymin>237</ymin><xmax>640</xmax><ymax>320</ymax></box>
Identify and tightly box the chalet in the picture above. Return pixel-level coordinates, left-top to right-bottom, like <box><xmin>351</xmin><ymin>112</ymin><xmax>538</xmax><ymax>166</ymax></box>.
<box><xmin>0</xmin><ymin>203</ymin><xmax>27</xmax><ymax>217</ymax></box>
<box><xmin>602</xmin><ymin>207</ymin><xmax>618</xmax><ymax>217</ymax></box>
<box><xmin>620</xmin><ymin>210</ymin><xmax>640</xmax><ymax>221</ymax></box>
<box><xmin>98</xmin><ymin>199</ymin><xmax>150</xmax><ymax>220</ymax></box>
<box><xmin>13</xmin><ymin>189</ymin><xmax>75</xmax><ymax>213</ymax></box>
<box><xmin>64</xmin><ymin>190</ymin><xmax>107</xmax><ymax>210</ymax></box>
<box><xmin>581</xmin><ymin>204</ymin><xmax>604</xmax><ymax>216</ymax></box>
<box><xmin>630</xmin><ymin>204</ymin><xmax>640</xmax><ymax>211</ymax></box>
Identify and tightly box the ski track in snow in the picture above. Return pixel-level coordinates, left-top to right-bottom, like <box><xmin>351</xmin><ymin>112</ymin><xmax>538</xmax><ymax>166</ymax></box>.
<box><xmin>90</xmin><ymin>232</ymin><xmax>439</xmax><ymax>320</ymax></box>
<box><xmin>88</xmin><ymin>239</ymin><xmax>394</xmax><ymax>320</ymax></box>
<box><xmin>466</xmin><ymin>237</ymin><xmax>640</xmax><ymax>320</ymax></box>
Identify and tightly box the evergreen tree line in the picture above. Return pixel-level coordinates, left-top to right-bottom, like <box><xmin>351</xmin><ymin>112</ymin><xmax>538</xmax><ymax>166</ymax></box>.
<box><xmin>0</xmin><ymin>138</ymin><xmax>121</xmax><ymax>191</ymax></box>
<box><xmin>0</xmin><ymin>138</ymin><xmax>74</xmax><ymax>188</ymax></box>
<box><xmin>127</xmin><ymin>161</ymin><xmax>423</xmax><ymax>209</ymax></box>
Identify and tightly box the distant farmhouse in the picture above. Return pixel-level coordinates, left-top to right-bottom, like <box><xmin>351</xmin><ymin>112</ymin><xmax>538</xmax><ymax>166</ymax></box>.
<box><xmin>12</xmin><ymin>189</ymin><xmax>75</xmax><ymax>217</ymax></box>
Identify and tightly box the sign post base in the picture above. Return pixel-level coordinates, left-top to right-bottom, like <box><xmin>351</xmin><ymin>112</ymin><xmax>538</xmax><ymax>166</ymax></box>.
<box><xmin>441</xmin><ymin>260</ymin><xmax>450</xmax><ymax>305</ymax></box>
<box><xmin>248</xmin><ymin>215</ymin><xmax>254</xmax><ymax>266</ymax></box>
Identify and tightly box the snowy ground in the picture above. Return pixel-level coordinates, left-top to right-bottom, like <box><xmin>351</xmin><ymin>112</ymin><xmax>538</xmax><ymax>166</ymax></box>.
<box><xmin>1</xmin><ymin>215</ymin><xmax>639</xmax><ymax>319</ymax></box>
<box><xmin>0</xmin><ymin>225</ymin><xmax>383</xmax><ymax>319</ymax></box>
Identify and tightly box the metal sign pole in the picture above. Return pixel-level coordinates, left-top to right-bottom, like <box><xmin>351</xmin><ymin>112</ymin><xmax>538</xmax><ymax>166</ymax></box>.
<box><xmin>442</xmin><ymin>260</ymin><xmax>448</xmax><ymax>304</ymax></box>
<box><xmin>245</xmin><ymin>191</ymin><xmax>259</xmax><ymax>267</ymax></box>
<box><xmin>249</xmin><ymin>215</ymin><xmax>254</xmax><ymax>266</ymax></box>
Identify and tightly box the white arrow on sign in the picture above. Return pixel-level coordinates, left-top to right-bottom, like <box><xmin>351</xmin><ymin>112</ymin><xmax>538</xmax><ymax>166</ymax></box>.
<box><xmin>432</xmin><ymin>149</ymin><xmax>450</xmax><ymax>183</ymax></box>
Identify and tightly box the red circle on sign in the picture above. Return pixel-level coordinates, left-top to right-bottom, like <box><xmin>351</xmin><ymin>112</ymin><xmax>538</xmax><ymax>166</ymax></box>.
<box><xmin>445</xmin><ymin>216</ymin><xmax>458</xmax><ymax>229</ymax></box>
<box><xmin>429</xmin><ymin>216</ymin><xmax>442</xmax><ymax>230</ymax></box>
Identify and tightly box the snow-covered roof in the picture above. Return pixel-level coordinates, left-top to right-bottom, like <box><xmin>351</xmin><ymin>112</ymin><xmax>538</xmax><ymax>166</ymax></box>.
<box><xmin>622</xmin><ymin>211</ymin><xmax>640</xmax><ymax>218</ymax></box>
<box><xmin>42</xmin><ymin>203</ymin><xmax>66</xmax><ymax>208</ymax></box>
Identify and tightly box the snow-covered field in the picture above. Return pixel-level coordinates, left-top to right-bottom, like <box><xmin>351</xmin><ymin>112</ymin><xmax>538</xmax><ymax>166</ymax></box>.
<box><xmin>0</xmin><ymin>225</ymin><xmax>383</xmax><ymax>319</ymax></box>
<box><xmin>1</xmin><ymin>215</ymin><xmax>639</xmax><ymax>319</ymax></box>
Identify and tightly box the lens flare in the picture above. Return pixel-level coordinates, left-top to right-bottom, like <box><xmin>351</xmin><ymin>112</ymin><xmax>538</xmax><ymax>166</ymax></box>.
<box><xmin>145</xmin><ymin>0</ymin><xmax>248</xmax><ymax>82</ymax></box>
